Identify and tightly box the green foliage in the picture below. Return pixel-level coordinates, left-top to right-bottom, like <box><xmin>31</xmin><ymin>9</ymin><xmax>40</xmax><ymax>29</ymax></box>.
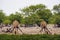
<box><xmin>9</xmin><ymin>12</ymin><xmax>22</xmax><ymax>23</ymax></box>
<box><xmin>0</xmin><ymin>4</ymin><xmax>60</xmax><ymax>24</ymax></box>
<box><xmin>22</xmin><ymin>4</ymin><xmax>46</xmax><ymax>16</ymax></box>
<box><xmin>37</xmin><ymin>9</ymin><xmax>52</xmax><ymax>23</ymax></box>
<box><xmin>20</xmin><ymin>18</ymin><xmax>25</xmax><ymax>24</ymax></box>
<box><xmin>22</xmin><ymin>4</ymin><xmax>52</xmax><ymax>24</ymax></box>
<box><xmin>48</xmin><ymin>13</ymin><xmax>60</xmax><ymax>24</ymax></box>
<box><xmin>3</xmin><ymin>19</ymin><xmax>11</xmax><ymax>24</ymax></box>
<box><xmin>48</xmin><ymin>4</ymin><xmax>60</xmax><ymax>24</ymax></box>
<box><xmin>53</xmin><ymin>4</ymin><xmax>60</xmax><ymax>13</ymax></box>
<box><xmin>0</xmin><ymin>10</ymin><xmax>5</xmax><ymax>23</ymax></box>
<box><xmin>0</xmin><ymin>34</ymin><xmax>60</xmax><ymax>40</ymax></box>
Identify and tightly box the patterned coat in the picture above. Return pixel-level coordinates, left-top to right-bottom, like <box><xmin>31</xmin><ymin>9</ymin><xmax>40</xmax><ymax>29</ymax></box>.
<box><xmin>13</xmin><ymin>20</ymin><xmax>19</xmax><ymax>28</ymax></box>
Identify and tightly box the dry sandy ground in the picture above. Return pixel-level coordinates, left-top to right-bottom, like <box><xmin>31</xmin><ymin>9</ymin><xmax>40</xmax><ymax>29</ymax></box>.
<box><xmin>0</xmin><ymin>24</ymin><xmax>60</xmax><ymax>35</ymax></box>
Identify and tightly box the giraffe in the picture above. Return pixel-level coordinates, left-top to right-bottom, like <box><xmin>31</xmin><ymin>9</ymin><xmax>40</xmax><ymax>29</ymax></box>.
<box><xmin>40</xmin><ymin>20</ymin><xmax>51</xmax><ymax>34</ymax></box>
<box><xmin>12</xmin><ymin>20</ymin><xmax>24</xmax><ymax>34</ymax></box>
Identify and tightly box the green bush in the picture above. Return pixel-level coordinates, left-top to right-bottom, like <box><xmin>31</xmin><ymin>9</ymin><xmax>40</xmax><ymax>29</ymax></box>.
<box><xmin>3</xmin><ymin>19</ymin><xmax>11</xmax><ymax>24</ymax></box>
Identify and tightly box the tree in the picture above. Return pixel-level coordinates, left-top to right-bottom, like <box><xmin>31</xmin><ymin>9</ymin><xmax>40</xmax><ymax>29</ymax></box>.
<box><xmin>48</xmin><ymin>13</ymin><xmax>60</xmax><ymax>24</ymax></box>
<box><xmin>20</xmin><ymin>18</ymin><xmax>25</xmax><ymax>24</ymax></box>
<box><xmin>21</xmin><ymin>4</ymin><xmax>52</xmax><ymax>24</ymax></box>
<box><xmin>3</xmin><ymin>19</ymin><xmax>11</xmax><ymax>25</ymax></box>
<box><xmin>53</xmin><ymin>4</ymin><xmax>60</xmax><ymax>14</ymax></box>
<box><xmin>50</xmin><ymin>4</ymin><xmax>60</xmax><ymax>24</ymax></box>
<box><xmin>37</xmin><ymin>9</ymin><xmax>52</xmax><ymax>23</ymax></box>
<box><xmin>21</xmin><ymin>4</ymin><xmax>46</xmax><ymax>16</ymax></box>
<box><xmin>9</xmin><ymin>12</ymin><xmax>22</xmax><ymax>23</ymax></box>
<box><xmin>0</xmin><ymin>10</ymin><xmax>5</xmax><ymax>24</ymax></box>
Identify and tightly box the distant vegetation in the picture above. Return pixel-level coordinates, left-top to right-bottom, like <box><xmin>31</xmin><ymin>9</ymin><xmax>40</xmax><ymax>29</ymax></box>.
<box><xmin>0</xmin><ymin>4</ymin><xmax>60</xmax><ymax>25</ymax></box>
